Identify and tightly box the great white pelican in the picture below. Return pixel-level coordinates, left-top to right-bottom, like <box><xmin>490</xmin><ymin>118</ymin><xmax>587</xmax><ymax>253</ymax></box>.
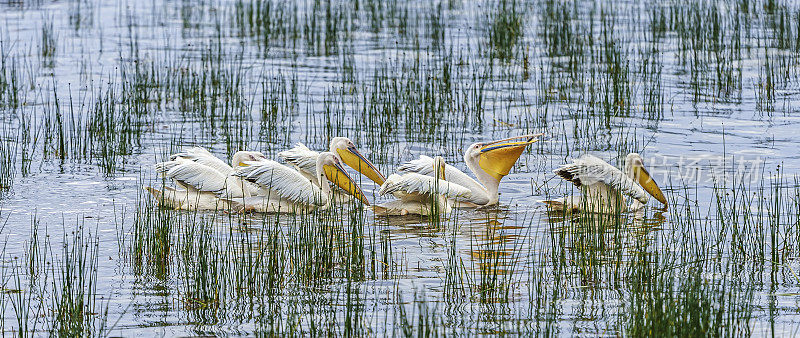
<box><xmin>227</xmin><ymin>152</ymin><xmax>369</xmax><ymax>213</ymax></box>
<box><xmin>145</xmin><ymin>148</ymin><xmax>267</xmax><ymax>210</ymax></box>
<box><xmin>374</xmin><ymin>156</ymin><xmax>472</xmax><ymax>216</ymax></box>
<box><xmin>543</xmin><ymin>153</ymin><xmax>668</xmax><ymax>213</ymax></box>
<box><xmin>396</xmin><ymin>134</ymin><xmax>541</xmax><ymax>207</ymax></box>
<box><xmin>278</xmin><ymin>137</ymin><xmax>386</xmax><ymax>186</ymax></box>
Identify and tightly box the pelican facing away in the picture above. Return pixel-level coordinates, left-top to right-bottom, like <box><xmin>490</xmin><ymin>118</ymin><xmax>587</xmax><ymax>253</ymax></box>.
<box><xmin>145</xmin><ymin>148</ymin><xmax>267</xmax><ymax>210</ymax></box>
<box><xmin>396</xmin><ymin>134</ymin><xmax>541</xmax><ymax>207</ymax></box>
<box><xmin>374</xmin><ymin>156</ymin><xmax>472</xmax><ymax>216</ymax></box>
<box><xmin>279</xmin><ymin>137</ymin><xmax>386</xmax><ymax>186</ymax></box>
<box><xmin>227</xmin><ymin>152</ymin><xmax>369</xmax><ymax>213</ymax></box>
<box><xmin>543</xmin><ymin>153</ymin><xmax>668</xmax><ymax>213</ymax></box>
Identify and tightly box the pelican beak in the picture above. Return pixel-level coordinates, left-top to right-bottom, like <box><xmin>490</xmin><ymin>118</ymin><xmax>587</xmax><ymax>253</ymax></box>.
<box><xmin>633</xmin><ymin>164</ymin><xmax>668</xmax><ymax>206</ymax></box>
<box><xmin>336</xmin><ymin>146</ymin><xmax>386</xmax><ymax>185</ymax></box>
<box><xmin>478</xmin><ymin>134</ymin><xmax>541</xmax><ymax>181</ymax></box>
<box><xmin>323</xmin><ymin>161</ymin><xmax>371</xmax><ymax>206</ymax></box>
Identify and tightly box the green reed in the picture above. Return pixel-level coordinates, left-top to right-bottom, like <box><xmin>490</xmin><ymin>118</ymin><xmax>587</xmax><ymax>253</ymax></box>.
<box><xmin>39</xmin><ymin>15</ymin><xmax>56</xmax><ymax>68</ymax></box>
<box><xmin>0</xmin><ymin>40</ymin><xmax>20</xmax><ymax>109</ymax></box>
<box><xmin>487</xmin><ymin>0</ymin><xmax>524</xmax><ymax>61</ymax></box>
<box><xmin>0</xmin><ymin>216</ymin><xmax>110</xmax><ymax>336</ymax></box>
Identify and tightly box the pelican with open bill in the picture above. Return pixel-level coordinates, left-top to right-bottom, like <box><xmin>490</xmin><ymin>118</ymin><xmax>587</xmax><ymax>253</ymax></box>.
<box><xmin>396</xmin><ymin>134</ymin><xmax>542</xmax><ymax>207</ymax></box>
<box><xmin>543</xmin><ymin>153</ymin><xmax>668</xmax><ymax>214</ymax></box>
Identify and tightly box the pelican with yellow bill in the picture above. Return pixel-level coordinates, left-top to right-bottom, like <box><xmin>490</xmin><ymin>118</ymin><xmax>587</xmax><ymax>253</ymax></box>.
<box><xmin>279</xmin><ymin>137</ymin><xmax>385</xmax><ymax>187</ymax></box>
<box><xmin>542</xmin><ymin>153</ymin><xmax>668</xmax><ymax>214</ymax></box>
<box><xmin>227</xmin><ymin>152</ymin><xmax>370</xmax><ymax>213</ymax></box>
<box><xmin>395</xmin><ymin>134</ymin><xmax>542</xmax><ymax>207</ymax></box>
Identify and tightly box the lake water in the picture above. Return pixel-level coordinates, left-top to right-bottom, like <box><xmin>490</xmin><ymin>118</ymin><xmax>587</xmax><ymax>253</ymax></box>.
<box><xmin>1</xmin><ymin>0</ymin><xmax>800</xmax><ymax>335</ymax></box>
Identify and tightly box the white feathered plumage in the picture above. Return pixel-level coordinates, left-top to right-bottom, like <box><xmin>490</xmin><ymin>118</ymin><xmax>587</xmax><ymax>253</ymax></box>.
<box><xmin>146</xmin><ymin>147</ymin><xmax>267</xmax><ymax>210</ymax></box>
<box><xmin>228</xmin><ymin>152</ymin><xmax>369</xmax><ymax>213</ymax></box>
<box><xmin>553</xmin><ymin>154</ymin><xmax>648</xmax><ymax>204</ymax></box>
<box><xmin>544</xmin><ymin>153</ymin><xmax>667</xmax><ymax>213</ymax></box>
<box><xmin>375</xmin><ymin>156</ymin><xmax>472</xmax><ymax>216</ymax></box>
<box><xmin>379</xmin><ymin>172</ymin><xmax>472</xmax><ymax>200</ymax></box>
<box><xmin>397</xmin><ymin>155</ymin><xmax>487</xmax><ymax>204</ymax></box>
<box><xmin>233</xmin><ymin>159</ymin><xmax>326</xmax><ymax>207</ymax></box>
<box><xmin>278</xmin><ymin>143</ymin><xmax>322</xmax><ymax>185</ymax></box>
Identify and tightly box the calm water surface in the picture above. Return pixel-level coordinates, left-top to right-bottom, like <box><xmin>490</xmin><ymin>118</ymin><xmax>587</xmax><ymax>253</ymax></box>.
<box><xmin>1</xmin><ymin>0</ymin><xmax>800</xmax><ymax>335</ymax></box>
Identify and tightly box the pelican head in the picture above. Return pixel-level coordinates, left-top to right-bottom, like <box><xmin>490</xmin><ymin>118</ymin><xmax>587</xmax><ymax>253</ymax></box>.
<box><xmin>318</xmin><ymin>152</ymin><xmax>370</xmax><ymax>206</ymax></box>
<box><xmin>465</xmin><ymin>134</ymin><xmax>542</xmax><ymax>182</ymax></box>
<box><xmin>625</xmin><ymin>153</ymin><xmax>667</xmax><ymax>206</ymax></box>
<box><xmin>330</xmin><ymin>137</ymin><xmax>386</xmax><ymax>185</ymax></box>
<box><xmin>232</xmin><ymin>151</ymin><xmax>267</xmax><ymax>168</ymax></box>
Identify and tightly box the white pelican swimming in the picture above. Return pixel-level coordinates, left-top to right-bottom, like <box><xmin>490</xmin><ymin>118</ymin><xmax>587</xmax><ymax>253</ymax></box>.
<box><xmin>543</xmin><ymin>153</ymin><xmax>668</xmax><ymax>213</ymax></box>
<box><xmin>396</xmin><ymin>134</ymin><xmax>541</xmax><ymax>207</ymax></box>
<box><xmin>227</xmin><ymin>152</ymin><xmax>369</xmax><ymax>213</ymax></box>
<box><xmin>278</xmin><ymin>137</ymin><xmax>386</xmax><ymax>186</ymax></box>
<box><xmin>145</xmin><ymin>148</ymin><xmax>267</xmax><ymax>210</ymax></box>
<box><xmin>374</xmin><ymin>156</ymin><xmax>472</xmax><ymax>216</ymax></box>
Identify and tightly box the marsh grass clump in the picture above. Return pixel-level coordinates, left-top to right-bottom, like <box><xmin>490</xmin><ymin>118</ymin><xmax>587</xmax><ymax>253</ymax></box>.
<box><xmin>130</xmin><ymin>189</ymin><xmax>176</xmax><ymax>279</ymax></box>
<box><xmin>49</xmin><ymin>222</ymin><xmax>109</xmax><ymax>337</ymax></box>
<box><xmin>5</xmin><ymin>0</ymin><xmax>800</xmax><ymax>335</ymax></box>
<box><xmin>0</xmin><ymin>132</ymin><xmax>15</xmax><ymax>191</ymax></box>
<box><xmin>0</xmin><ymin>217</ymin><xmax>110</xmax><ymax>335</ymax></box>
<box><xmin>231</xmin><ymin>0</ymin><xmax>298</xmax><ymax>56</ymax></box>
<box><xmin>624</xmin><ymin>258</ymin><xmax>755</xmax><ymax>336</ymax></box>
<box><xmin>471</xmin><ymin>215</ymin><xmax>522</xmax><ymax>305</ymax></box>
<box><xmin>487</xmin><ymin>0</ymin><xmax>524</xmax><ymax>61</ymax></box>
<box><xmin>230</xmin><ymin>0</ymin><xmax>351</xmax><ymax>57</ymax></box>
<box><xmin>0</xmin><ymin>41</ymin><xmax>21</xmax><ymax>109</ymax></box>
<box><xmin>539</xmin><ymin>0</ymin><xmax>587</xmax><ymax>69</ymax></box>
<box><xmin>122</xmin><ymin>183</ymin><xmax>378</xmax><ymax>333</ymax></box>
<box><xmin>40</xmin><ymin>15</ymin><xmax>57</xmax><ymax>68</ymax></box>
<box><xmin>68</xmin><ymin>0</ymin><xmax>95</xmax><ymax>31</ymax></box>
<box><xmin>259</xmin><ymin>74</ymin><xmax>297</xmax><ymax>151</ymax></box>
<box><xmin>88</xmin><ymin>84</ymin><xmax>147</xmax><ymax>175</ymax></box>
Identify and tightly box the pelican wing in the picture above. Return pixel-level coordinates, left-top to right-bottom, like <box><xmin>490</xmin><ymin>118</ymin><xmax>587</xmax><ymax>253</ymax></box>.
<box><xmin>379</xmin><ymin>173</ymin><xmax>472</xmax><ymax>200</ymax></box>
<box><xmin>171</xmin><ymin>147</ymin><xmax>234</xmax><ymax>175</ymax></box>
<box><xmin>233</xmin><ymin>160</ymin><xmax>326</xmax><ymax>206</ymax></box>
<box><xmin>278</xmin><ymin>143</ymin><xmax>320</xmax><ymax>183</ymax></box>
<box><xmin>156</xmin><ymin>159</ymin><xmax>239</xmax><ymax>196</ymax></box>
<box><xmin>398</xmin><ymin>155</ymin><xmax>485</xmax><ymax>195</ymax></box>
<box><xmin>554</xmin><ymin>154</ymin><xmax>648</xmax><ymax>203</ymax></box>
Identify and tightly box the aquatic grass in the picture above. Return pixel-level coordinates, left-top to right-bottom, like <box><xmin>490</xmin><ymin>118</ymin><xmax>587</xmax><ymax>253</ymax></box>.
<box><xmin>486</xmin><ymin>0</ymin><xmax>524</xmax><ymax>61</ymax></box>
<box><xmin>3</xmin><ymin>0</ymin><xmax>800</xmax><ymax>335</ymax></box>
<box><xmin>0</xmin><ymin>130</ymin><xmax>15</xmax><ymax>192</ymax></box>
<box><xmin>49</xmin><ymin>220</ymin><xmax>108</xmax><ymax>337</ymax></box>
<box><xmin>67</xmin><ymin>0</ymin><xmax>95</xmax><ymax>31</ymax></box>
<box><xmin>229</xmin><ymin>0</ymin><xmax>352</xmax><ymax>57</ymax></box>
<box><xmin>39</xmin><ymin>15</ymin><xmax>57</xmax><ymax>68</ymax></box>
<box><xmin>0</xmin><ymin>216</ymin><xmax>111</xmax><ymax>336</ymax></box>
<box><xmin>130</xmin><ymin>186</ymin><xmax>176</xmax><ymax>280</ymax></box>
<box><xmin>0</xmin><ymin>40</ymin><xmax>21</xmax><ymax>109</ymax></box>
<box><xmin>122</xmin><ymin>177</ymin><xmax>381</xmax><ymax>333</ymax></box>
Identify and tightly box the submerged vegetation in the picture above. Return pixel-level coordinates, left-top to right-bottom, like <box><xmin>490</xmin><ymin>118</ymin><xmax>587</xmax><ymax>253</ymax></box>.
<box><xmin>0</xmin><ymin>0</ymin><xmax>800</xmax><ymax>335</ymax></box>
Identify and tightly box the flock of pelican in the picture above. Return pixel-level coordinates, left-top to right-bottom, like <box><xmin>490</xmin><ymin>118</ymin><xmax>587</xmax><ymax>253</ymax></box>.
<box><xmin>146</xmin><ymin>134</ymin><xmax>669</xmax><ymax>216</ymax></box>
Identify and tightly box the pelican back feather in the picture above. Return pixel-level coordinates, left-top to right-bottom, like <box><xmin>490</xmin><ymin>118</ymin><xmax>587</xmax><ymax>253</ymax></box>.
<box><xmin>234</xmin><ymin>160</ymin><xmax>326</xmax><ymax>207</ymax></box>
<box><xmin>554</xmin><ymin>154</ymin><xmax>649</xmax><ymax>204</ymax></box>
<box><xmin>379</xmin><ymin>173</ymin><xmax>472</xmax><ymax>200</ymax></box>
